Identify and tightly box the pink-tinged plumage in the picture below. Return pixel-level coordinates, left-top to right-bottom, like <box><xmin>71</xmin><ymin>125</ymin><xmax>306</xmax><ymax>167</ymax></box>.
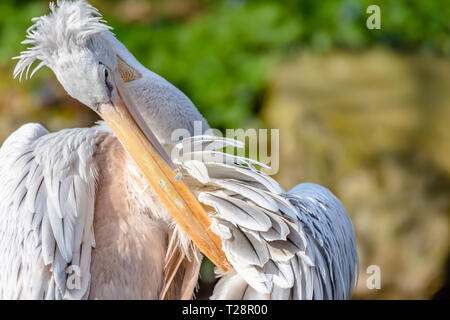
<box><xmin>90</xmin><ymin>134</ymin><xmax>200</xmax><ymax>299</ymax></box>
<box><xmin>0</xmin><ymin>123</ymin><xmax>200</xmax><ymax>299</ymax></box>
<box><xmin>91</xmin><ymin>135</ymin><xmax>171</xmax><ymax>299</ymax></box>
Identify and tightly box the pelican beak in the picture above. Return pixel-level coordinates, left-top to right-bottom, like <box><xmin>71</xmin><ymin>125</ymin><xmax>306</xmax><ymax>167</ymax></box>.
<box><xmin>97</xmin><ymin>71</ymin><xmax>231</xmax><ymax>271</ymax></box>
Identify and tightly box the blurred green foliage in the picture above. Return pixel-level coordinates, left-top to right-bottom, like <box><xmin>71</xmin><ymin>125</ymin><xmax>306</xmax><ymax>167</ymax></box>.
<box><xmin>110</xmin><ymin>2</ymin><xmax>302</xmax><ymax>129</ymax></box>
<box><xmin>0</xmin><ymin>0</ymin><xmax>449</xmax><ymax>129</ymax></box>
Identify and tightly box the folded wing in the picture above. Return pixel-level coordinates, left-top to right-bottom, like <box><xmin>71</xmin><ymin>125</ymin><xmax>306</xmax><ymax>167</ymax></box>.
<box><xmin>0</xmin><ymin>123</ymin><xmax>108</xmax><ymax>299</ymax></box>
<box><xmin>174</xmin><ymin>136</ymin><xmax>359</xmax><ymax>300</ymax></box>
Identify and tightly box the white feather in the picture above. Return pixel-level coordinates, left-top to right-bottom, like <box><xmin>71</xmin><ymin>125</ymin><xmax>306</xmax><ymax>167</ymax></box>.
<box><xmin>0</xmin><ymin>123</ymin><xmax>109</xmax><ymax>299</ymax></box>
<box><xmin>174</xmin><ymin>136</ymin><xmax>359</xmax><ymax>300</ymax></box>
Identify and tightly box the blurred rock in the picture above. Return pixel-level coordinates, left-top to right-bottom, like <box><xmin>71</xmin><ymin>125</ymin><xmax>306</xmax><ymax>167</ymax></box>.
<box><xmin>112</xmin><ymin>0</ymin><xmax>205</xmax><ymax>23</ymax></box>
<box><xmin>114</xmin><ymin>0</ymin><xmax>153</xmax><ymax>23</ymax></box>
<box><xmin>261</xmin><ymin>49</ymin><xmax>450</xmax><ymax>299</ymax></box>
<box><xmin>0</xmin><ymin>69</ymin><xmax>99</xmax><ymax>143</ymax></box>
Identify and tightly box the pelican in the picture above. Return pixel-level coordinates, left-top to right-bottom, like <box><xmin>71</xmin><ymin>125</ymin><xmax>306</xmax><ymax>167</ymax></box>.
<box><xmin>0</xmin><ymin>0</ymin><xmax>358</xmax><ymax>300</ymax></box>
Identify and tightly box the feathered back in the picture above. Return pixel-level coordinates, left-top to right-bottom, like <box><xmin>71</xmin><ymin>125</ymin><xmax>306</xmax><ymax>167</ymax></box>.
<box><xmin>173</xmin><ymin>136</ymin><xmax>359</xmax><ymax>300</ymax></box>
<box><xmin>13</xmin><ymin>0</ymin><xmax>112</xmax><ymax>80</ymax></box>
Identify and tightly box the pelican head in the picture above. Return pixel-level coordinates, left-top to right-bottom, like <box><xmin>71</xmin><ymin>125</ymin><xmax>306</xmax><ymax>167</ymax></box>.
<box><xmin>14</xmin><ymin>0</ymin><xmax>209</xmax><ymax>143</ymax></box>
<box><xmin>15</xmin><ymin>1</ymin><xmax>116</xmax><ymax>109</ymax></box>
<box><xmin>14</xmin><ymin>0</ymin><xmax>231</xmax><ymax>271</ymax></box>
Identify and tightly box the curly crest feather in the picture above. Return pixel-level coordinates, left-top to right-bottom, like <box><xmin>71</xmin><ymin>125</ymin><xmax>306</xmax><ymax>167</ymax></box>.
<box><xmin>13</xmin><ymin>0</ymin><xmax>112</xmax><ymax>81</ymax></box>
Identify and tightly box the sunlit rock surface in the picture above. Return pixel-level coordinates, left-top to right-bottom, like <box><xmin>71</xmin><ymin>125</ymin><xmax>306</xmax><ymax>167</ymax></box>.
<box><xmin>262</xmin><ymin>49</ymin><xmax>450</xmax><ymax>299</ymax></box>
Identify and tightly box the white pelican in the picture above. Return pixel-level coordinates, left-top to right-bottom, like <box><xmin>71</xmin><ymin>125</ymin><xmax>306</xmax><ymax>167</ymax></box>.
<box><xmin>0</xmin><ymin>0</ymin><xmax>358</xmax><ymax>300</ymax></box>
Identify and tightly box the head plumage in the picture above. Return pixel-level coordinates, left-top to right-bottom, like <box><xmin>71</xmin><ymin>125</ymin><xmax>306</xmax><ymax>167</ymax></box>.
<box><xmin>13</xmin><ymin>0</ymin><xmax>112</xmax><ymax>81</ymax></box>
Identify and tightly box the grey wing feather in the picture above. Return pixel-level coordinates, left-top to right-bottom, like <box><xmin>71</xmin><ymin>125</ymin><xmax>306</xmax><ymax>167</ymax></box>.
<box><xmin>0</xmin><ymin>123</ymin><xmax>108</xmax><ymax>299</ymax></box>
<box><xmin>176</xmin><ymin>136</ymin><xmax>359</xmax><ymax>300</ymax></box>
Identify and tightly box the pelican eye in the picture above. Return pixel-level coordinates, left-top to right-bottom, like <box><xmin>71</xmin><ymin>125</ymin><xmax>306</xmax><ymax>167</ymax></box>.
<box><xmin>100</xmin><ymin>62</ymin><xmax>113</xmax><ymax>96</ymax></box>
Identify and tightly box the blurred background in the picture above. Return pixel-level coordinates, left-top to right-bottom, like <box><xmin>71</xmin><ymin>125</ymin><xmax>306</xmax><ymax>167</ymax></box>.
<box><xmin>0</xmin><ymin>0</ymin><xmax>449</xmax><ymax>299</ymax></box>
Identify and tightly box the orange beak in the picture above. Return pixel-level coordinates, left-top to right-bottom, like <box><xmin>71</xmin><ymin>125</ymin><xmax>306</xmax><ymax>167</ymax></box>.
<box><xmin>97</xmin><ymin>71</ymin><xmax>231</xmax><ymax>271</ymax></box>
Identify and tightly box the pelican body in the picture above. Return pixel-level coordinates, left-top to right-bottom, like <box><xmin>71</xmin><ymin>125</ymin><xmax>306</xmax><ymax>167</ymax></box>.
<box><xmin>0</xmin><ymin>1</ymin><xmax>358</xmax><ymax>300</ymax></box>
